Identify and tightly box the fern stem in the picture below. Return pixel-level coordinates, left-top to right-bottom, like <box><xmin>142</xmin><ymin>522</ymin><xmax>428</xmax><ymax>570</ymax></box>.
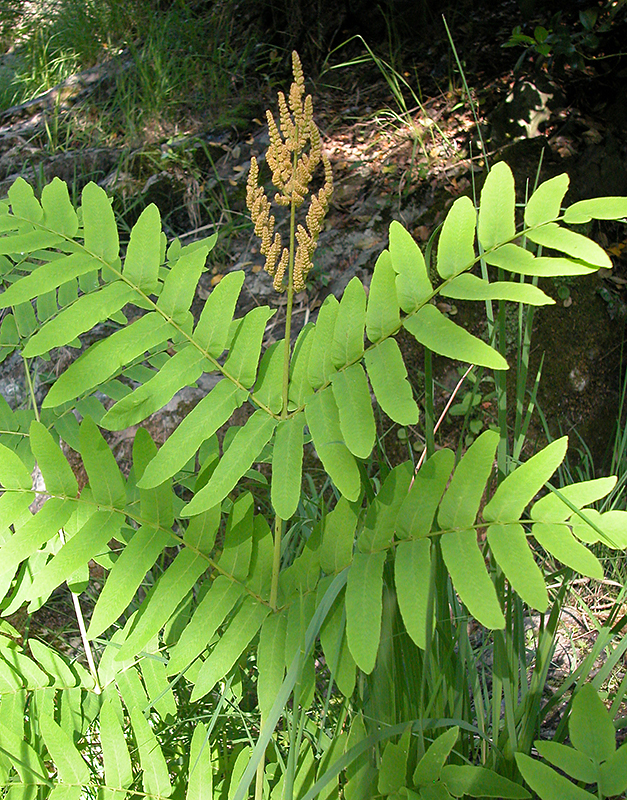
<box><xmin>271</xmin><ymin>150</ymin><xmax>299</xmax><ymax>611</ymax></box>
<box><xmin>22</xmin><ymin>355</ymin><xmax>39</xmax><ymax>423</ymax></box>
<box><xmin>281</xmin><ymin>153</ymin><xmax>298</xmax><ymax>421</ymax></box>
<box><xmin>59</xmin><ymin>529</ymin><xmax>101</xmax><ymax>693</ymax></box>
<box><xmin>270</xmin><ymin>515</ymin><xmax>283</xmax><ymax>611</ymax></box>
<box><xmin>496</xmin><ymin>294</ymin><xmax>509</xmax><ymax>477</ymax></box>
<box><xmin>424</xmin><ymin>348</ymin><xmax>434</xmax><ymax>457</ymax></box>
<box><xmin>254</xmin><ymin>751</ymin><xmax>265</xmax><ymax>800</ymax></box>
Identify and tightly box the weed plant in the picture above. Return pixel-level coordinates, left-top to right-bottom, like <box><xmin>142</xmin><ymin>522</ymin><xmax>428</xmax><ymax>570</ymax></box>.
<box><xmin>1</xmin><ymin>51</ymin><xmax>627</xmax><ymax>800</ymax></box>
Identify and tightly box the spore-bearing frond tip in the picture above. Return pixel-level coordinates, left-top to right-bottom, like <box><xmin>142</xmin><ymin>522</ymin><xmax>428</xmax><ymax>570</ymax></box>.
<box><xmin>246</xmin><ymin>50</ymin><xmax>333</xmax><ymax>292</ymax></box>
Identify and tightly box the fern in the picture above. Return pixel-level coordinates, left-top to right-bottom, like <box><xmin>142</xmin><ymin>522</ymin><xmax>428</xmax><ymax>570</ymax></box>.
<box><xmin>0</xmin><ymin>51</ymin><xmax>626</xmax><ymax>800</ymax></box>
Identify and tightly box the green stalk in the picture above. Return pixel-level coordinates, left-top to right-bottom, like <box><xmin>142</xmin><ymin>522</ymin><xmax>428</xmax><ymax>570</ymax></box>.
<box><xmin>281</xmin><ymin>191</ymin><xmax>297</xmax><ymax>421</ymax></box>
<box><xmin>424</xmin><ymin>349</ymin><xmax>435</xmax><ymax>457</ymax></box>
<box><xmin>22</xmin><ymin>356</ymin><xmax>40</xmax><ymax>423</ymax></box>
<box><xmin>261</xmin><ymin>151</ymin><xmax>300</xmax><ymax>800</ymax></box>
<box><xmin>495</xmin><ymin>290</ymin><xmax>509</xmax><ymax>479</ymax></box>
<box><xmin>269</xmin><ymin>149</ymin><xmax>298</xmax><ymax>612</ymax></box>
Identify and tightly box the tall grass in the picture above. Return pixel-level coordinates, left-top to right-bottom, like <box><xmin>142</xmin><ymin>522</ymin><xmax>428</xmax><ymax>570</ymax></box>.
<box><xmin>0</xmin><ymin>0</ymin><xmax>263</xmax><ymax>138</ymax></box>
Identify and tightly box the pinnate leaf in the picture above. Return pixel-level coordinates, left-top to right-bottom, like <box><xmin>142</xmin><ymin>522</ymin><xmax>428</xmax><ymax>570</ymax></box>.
<box><xmin>157</xmin><ymin>246</ymin><xmax>208</xmax><ymax>324</ymax></box>
<box><xmin>194</xmin><ymin>270</ymin><xmax>245</xmax><ymax>356</ymax></box>
<box><xmin>223</xmin><ymin>306</ymin><xmax>276</xmax><ymax>388</ymax></box>
<box><xmin>8</xmin><ymin>176</ymin><xmax>43</xmax><ymax>222</ymax></box>
<box><xmin>308</xmin><ymin>294</ymin><xmax>339</xmax><ymax>389</ymax></box>
<box><xmin>288</xmin><ymin>326</ymin><xmax>315</xmax><ymax>408</ymax></box>
<box><xmin>190</xmin><ymin>596</ymin><xmax>268</xmax><ymax>701</ymax></box>
<box><xmin>378</xmin><ymin>728</ymin><xmax>410</xmax><ymax>795</ymax></box>
<box><xmin>483</xmin><ymin>437</ymin><xmax>568</xmax><ymax>522</ymax></box>
<box><xmin>321</xmin><ymin>496</ymin><xmax>359</xmax><ymax>574</ymax></box>
<box><xmin>82</xmin><ymin>182</ymin><xmax>119</xmax><ymax>264</ymax></box>
<box><xmin>187</xmin><ymin>723</ymin><xmax>213</xmax><ymax>800</ymax></box>
<box><xmin>0</xmin><ymin>227</ymin><xmax>63</xmax><ymax>255</ymax></box>
<box><xmin>255</xmin><ymin>339</ymin><xmax>284</xmax><ymax>413</ymax></box>
<box><xmin>599</xmin><ymin>740</ymin><xmax>627</xmax><ymax>797</ymax></box>
<box><xmin>129</xmin><ymin>706</ymin><xmax>172</xmax><ymax>797</ymax></box>
<box><xmin>404</xmin><ymin>305</ymin><xmax>508</xmax><ymax>370</ymax></box>
<box><xmin>525</xmin><ymin>223</ymin><xmax>611</xmax><ymax>268</ymax></box>
<box><xmin>0</xmin><ymin>498</ymin><xmax>74</xmax><ymax>579</ymax></box>
<box><xmin>116</xmin><ymin>548</ymin><xmax>209</xmax><ymax>661</ymax></box>
<box><xmin>305</xmin><ymin>387</ymin><xmax>361</xmax><ymax>502</ymax></box>
<box><xmin>0</xmin><ymin>253</ymin><xmax>98</xmax><ymax>308</ymax></box>
<box><xmin>271</xmin><ymin>413</ymin><xmax>305</xmax><ymax>520</ymax></box>
<box><xmin>43</xmin><ymin>312</ymin><xmax>170</xmax><ymax>408</ymax></box>
<box><xmin>395</xmin><ymin>539</ymin><xmax>431</xmax><ymax>649</ymax></box>
<box><xmin>524</xmin><ymin>173</ymin><xmax>569</xmax><ymax>228</ymax></box>
<box><xmin>182</xmin><ymin>410</ymin><xmax>277</xmax><ymax>516</ymax></box>
<box><xmin>441</xmin><ymin>764</ymin><xmax>530</xmax><ymax>798</ymax></box>
<box><xmin>532</xmin><ymin>522</ymin><xmax>603</xmax><ymax>579</ymax></box>
<box><xmin>88</xmin><ymin>525</ymin><xmax>171</xmax><ymax>640</ymax></box>
<box><xmin>366</xmin><ymin>250</ymin><xmax>400</xmax><ymax>342</ymax></box>
<box><xmin>437</xmin><ymin>195</ymin><xmax>476</xmax><ymax>279</ymax></box>
<box><xmin>167</xmin><ymin>576</ymin><xmax>243</xmax><ymax>675</ymax></box>
<box><xmin>571</xmin><ymin>507</ymin><xmax>627</xmax><ymax>547</ymax></box>
<box><xmin>389</xmin><ymin>220</ymin><xmax>432</xmax><ymax>311</ymax></box>
<box><xmin>29</xmin><ymin>420</ymin><xmax>78</xmax><ymax>497</ymax></box>
<box><xmin>134</xmin><ymin>427</ymin><xmax>175</xmax><ymax>527</ymax></box>
<box><xmin>139</xmin><ymin>379</ymin><xmax>245</xmax><ymax>489</ymax></box>
<box><xmin>564</xmin><ymin>196</ymin><xmax>627</xmax><ymax>224</ymax></box>
<box><xmin>217</xmin><ymin>492</ymin><xmax>254</xmax><ymax>581</ymax></box>
<box><xmin>485</xmin><ymin>245</ymin><xmax>597</xmax><ymax>276</ymax></box>
<box><xmin>0</xmin><ymin>441</ymin><xmax>32</xmax><ymax>490</ymax></box>
<box><xmin>439</xmin><ymin>430</ymin><xmax>498</xmax><ymax>530</ymax></box>
<box><xmin>478</xmin><ymin>162</ymin><xmax>516</xmax><ymax>250</ymax></box>
<box><xmin>396</xmin><ymin>449</ymin><xmax>454</xmax><ymax>540</ymax></box>
<box><xmin>100</xmin><ymin>698</ymin><xmax>133</xmax><ymax>790</ymax></box>
<box><xmin>331</xmin><ymin>364</ymin><xmax>375</xmax><ymax>459</ymax></box>
<box><xmin>364</xmin><ymin>338</ymin><xmax>419</xmax><ymax>425</ymax></box>
<box><xmin>534</xmin><ymin>741</ymin><xmax>596</xmax><ymax>784</ymax></box>
<box><xmin>40</xmin><ymin>177</ymin><xmax>78</xmax><ymax>237</ymax></box>
<box><xmin>30</xmin><ymin>638</ymin><xmax>79</xmax><ymax>686</ymax></box>
<box><xmin>80</xmin><ymin>415</ymin><xmax>126</xmax><ymax>507</ymax></box>
<box><xmin>487</xmin><ymin>523</ymin><xmax>548</xmax><ymax>611</ymax></box>
<box><xmin>39</xmin><ymin>713</ymin><xmax>90</xmax><ymax>784</ymax></box>
<box><xmin>531</xmin><ymin>476</ymin><xmax>616</xmax><ymax>522</ymax></box>
<box><xmin>345</xmin><ymin>550</ymin><xmax>386</xmax><ymax>673</ymax></box>
<box><xmin>257</xmin><ymin>611</ymin><xmax>287</xmax><ymax>720</ymax></box>
<box><xmin>515</xmin><ymin>753</ymin><xmax>595</xmax><ymax>800</ymax></box>
<box><xmin>440</xmin><ymin>528</ymin><xmax>505</xmax><ymax>629</ymax></box>
<box><xmin>414</xmin><ymin>727</ymin><xmax>459</xmax><ymax>786</ymax></box>
<box><xmin>122</xmin><ymin>204</ymin><xmax>161</xmax><ymax>293</ymax></box>
<box><xmin>100</xmin><ymin>344</ymin><xmax>207</xmax><ymax>430</ymax></box>
<box><xmin>441</xmin><ymin>273</ymin><xmax>554</xmax><ymax>305</ymax></box>
<box><xmin>26</xmin><ymin>511</ymin><xmax>122</xmax><ymax>609</ymax></box>
<box><xmin>359</xmin><ymin>460</ymin><xmax>413</xmax><ymax>552</ymax></box>
<box><xmin>331</xmin><ymin>277</ymin><xmax>366</xmax><ymax>368</ymax></box>
<box><xmin>23</xmin><ymin>281</ymin><xmax>136</xmax><ymax>357</ymax></box>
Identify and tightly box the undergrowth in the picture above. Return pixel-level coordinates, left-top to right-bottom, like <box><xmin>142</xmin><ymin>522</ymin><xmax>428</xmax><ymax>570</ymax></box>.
<box><xmin>0</xmin><ymin>0</ymin><xmax>265</xmax><ymax>136</ymax></box>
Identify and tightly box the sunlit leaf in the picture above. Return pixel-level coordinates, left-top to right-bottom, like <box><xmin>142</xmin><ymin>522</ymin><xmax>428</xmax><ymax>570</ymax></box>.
<box><xmin>404</xmin><ymin>305</ymin><xmax>508</xmax><ymax>370</ymax></box>
<box><xmin>437</xmin><ymin>195</ymin><xmax>476</xmax><ymax>279</ymax></box>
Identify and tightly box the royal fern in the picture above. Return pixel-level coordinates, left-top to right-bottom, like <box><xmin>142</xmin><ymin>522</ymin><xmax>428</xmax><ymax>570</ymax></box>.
<box><xmin>0</xmin><ymin>51</ymin><xmax>626</xmax><ymax>800</ymax></box>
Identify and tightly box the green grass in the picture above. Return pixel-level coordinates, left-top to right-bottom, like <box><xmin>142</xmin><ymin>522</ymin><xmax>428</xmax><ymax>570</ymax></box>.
<box><xmin>0</xmin><ymin>0</ymin><xmax>265</xmax><ymax>140</ymax></box>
